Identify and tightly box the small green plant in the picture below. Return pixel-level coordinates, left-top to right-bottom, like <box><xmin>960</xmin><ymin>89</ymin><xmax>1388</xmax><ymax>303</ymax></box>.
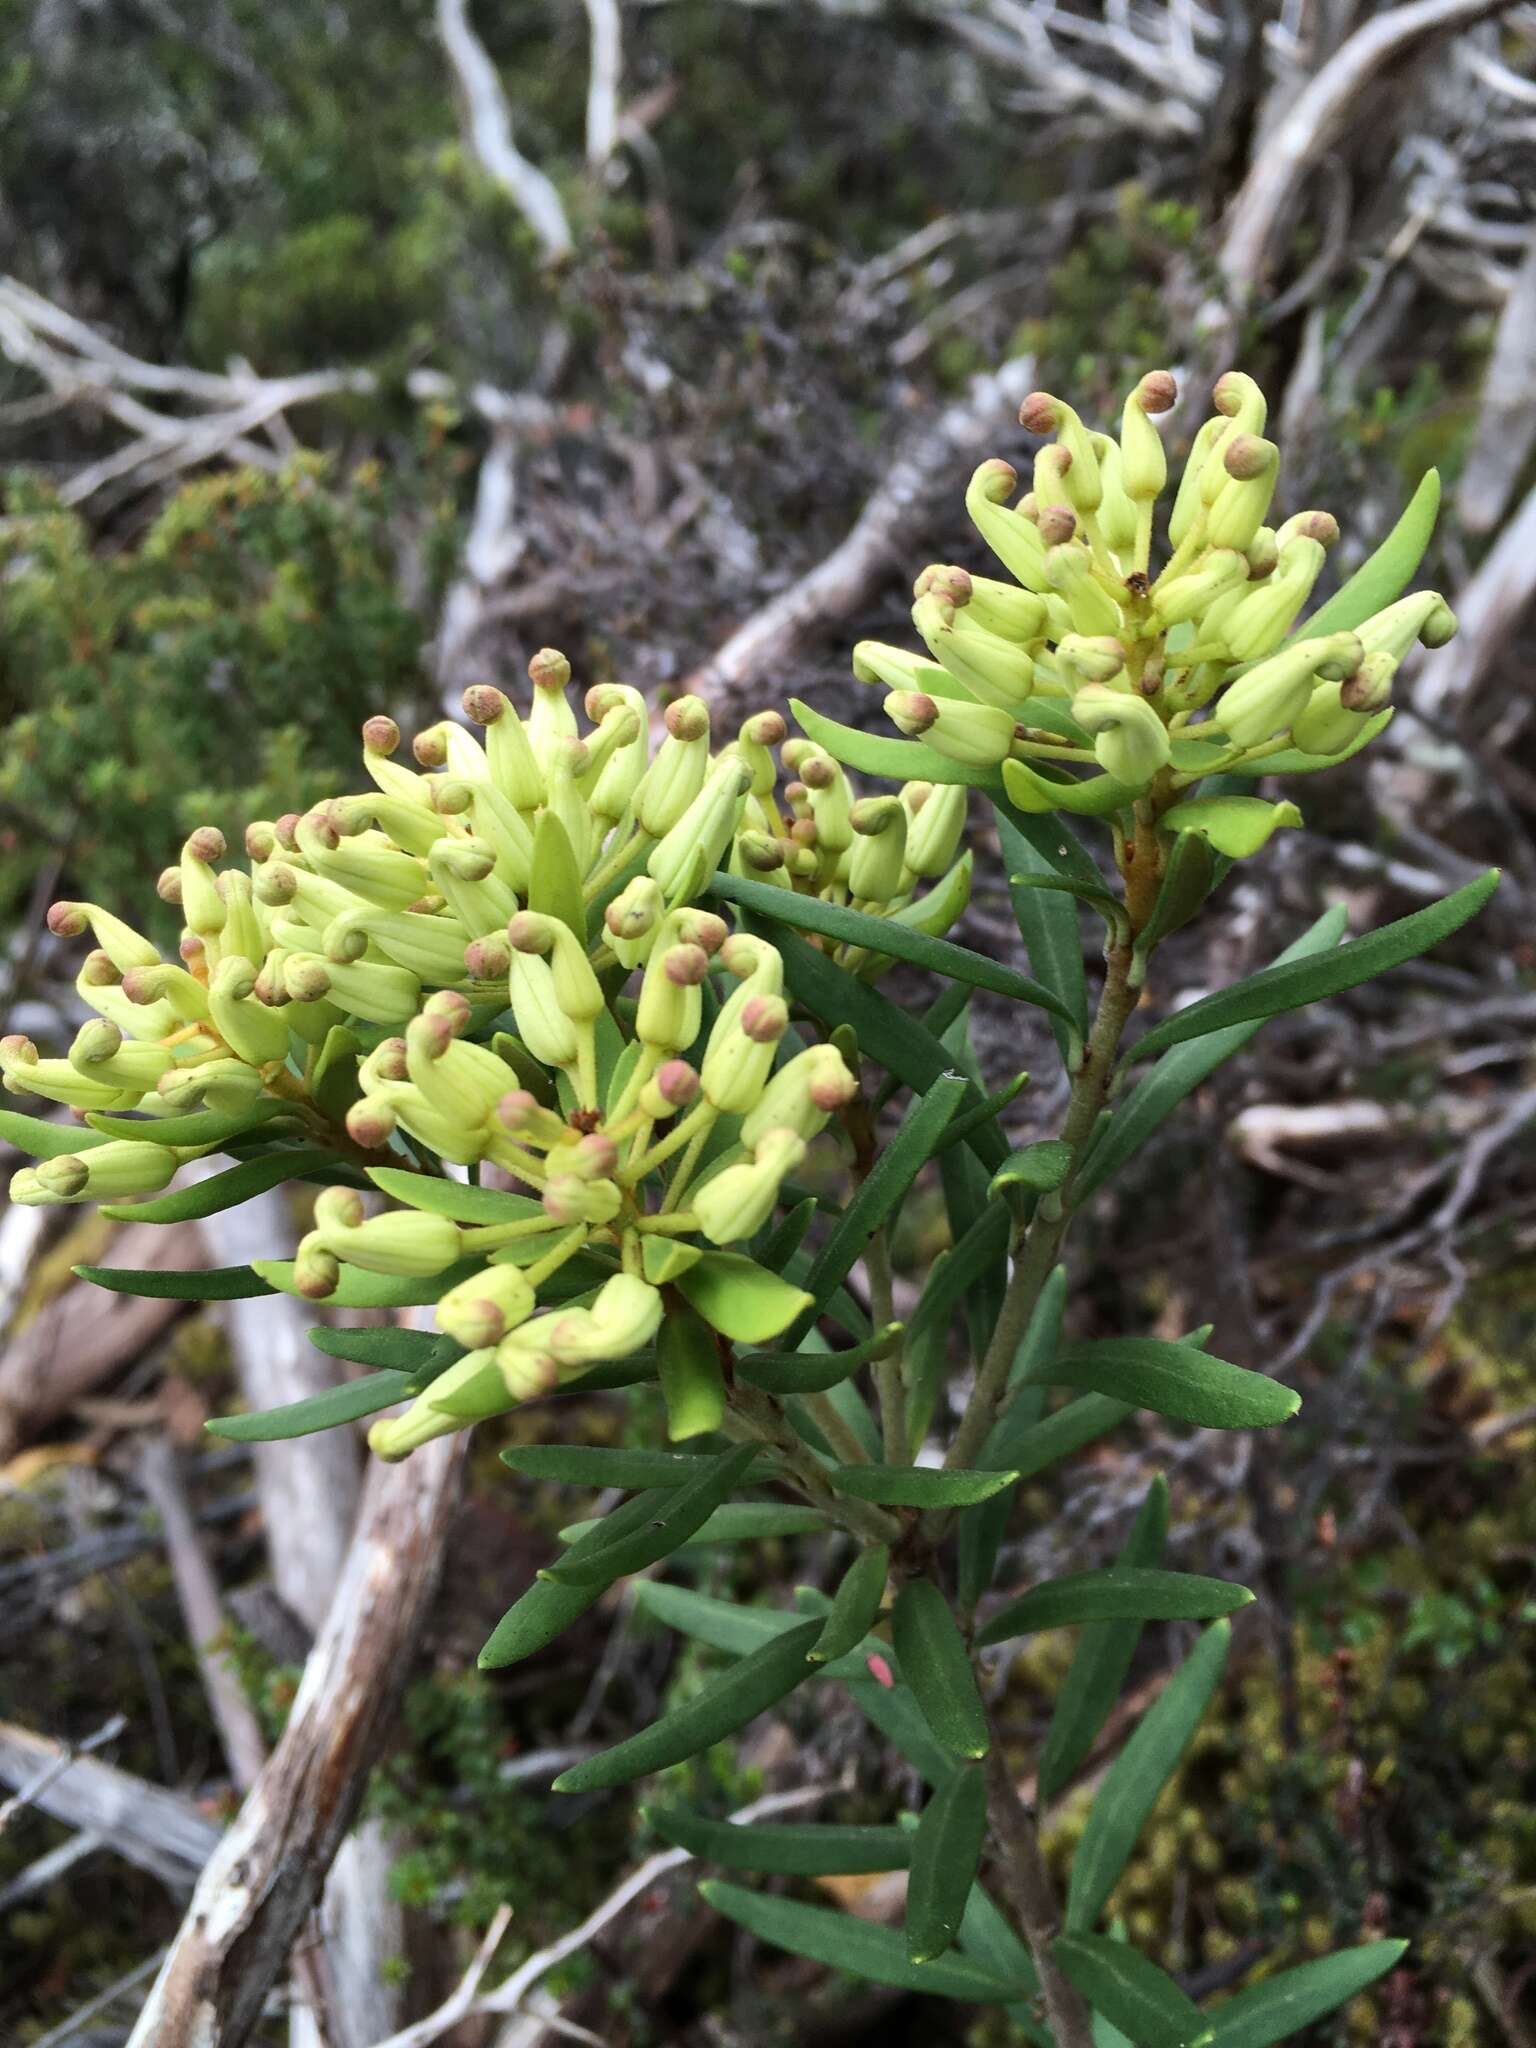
<box><xmin>2</xmin><ymin>367</ymin><xmax>1494</xmax><ymax>2042</ymax></box>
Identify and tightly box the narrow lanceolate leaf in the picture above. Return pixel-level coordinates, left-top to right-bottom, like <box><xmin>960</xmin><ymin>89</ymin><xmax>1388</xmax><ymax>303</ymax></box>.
<box><xmin>1041</xmin><ymin>1339</ymin><xmax>1299</xmax><ymax>1431</ymax></box>
<box><xmin>1074</xmin><ymin>905</ymin><xmax>1348</xmax><ymax>1206</ymax></box>
<box><xmin>997</xmin><ymin>811</ymin><xmax>1090</xmax><ymax>1060</ymax></box>
<box><xmin>1203</xmin><ymin>1941</ymin><xmax>1409</xmax><ymax>2046</ymax></box>
<box><xmin>75</xmin><ymin>1262</ymin><xmax>275</xmax><ymax>1301</ymax></box>
<box><xmin>784</xmin><ymin>1076</ymin><xmax>968</xmax><ymax>1344</ymax></box>
<box><xmin>253</xmin><ymin>1255</ymin><xmax>485</xmax><ymax>1308</ymax></box>
<box><xmin>1295</xmin><ymin>467</ymin><xmax>1440</xmax><ymax>642</ymax></box>
<box><xmin>907</xmin><ymin>1762</ymin><xmax>988</xmax><ymax>1963</ymax></box>
<box><xmin>553</xmin><ymin>1619</ymin><xmax>822</xmax><ymax>1793</ymax></box>
<box><xmin>84</xmin><ymin>1100</ymin><xmax>293</xmax><ymax>1147</ymax></box>
<box><xmin>832</xmin><ymin>1465</ymin><xmax>1017</xmax><ymax>1508</ymax></box>
<box><xmin>1009</xmin><ymin>1392</ymin><xmax>1133</xmax><ymax>1479</ymax></box>
<box><xmin>657</xmin><ymin>1301</ymin><xmax>727</xmax><ymax>1440</ymax></box>
<box><xmin>738</xmin><ymin>1324</ymin><xmax>904</xmax><ymax>1395</ymax></box>
<box><xmin>990</xmin><ymin>1138</ymin><xmax>1073</xmax><ymax>1199</ymax></box>
<box><xmin>1039</xmin><ymin>1477</ymin><xmax>1168</xmax><ymax>1804</ymax></box>
<box><xmin>810</xmin><ymin>1544</ymin><xmax>890</xmax><ymax>1664</ymax></box>
<box><xmin>366</xmin><ymin>1166</ymin><xmax>544</xmax><ymax>1225</ymax></box>
<box><xmin>307</xmin><ymin>1326</ymin><xmax>452</xmax><ymax>1372</ymax></box>
<box><xmin>560</xmin><ymin>1504</ymin><xmax>830</xmax><ymax>1547</ymax></box>
<box><xmin>543</xmin><ymin>1443</ymin><xmax>759</xmax><ymax>1587</ymax></box>
<box><xmin>977</xmin><ymin>1567</ymin><xmax>1253</xmax><ymax>1647</ymax></box>
<box><xmin>205</xmin><ymin>1372</ymin><xmax>414</xmax><ymax>1442</ymax></box>
<box><xmin>1066</xmin><ymin>1622</ymin><xmax>1231</xmax><ymax>1932</ymax></box>
<box><xmin>99</xmin><ymin>1146</ymin><xmax>340</xmax><ymax>1223</ymax></box>
<box><xmin>1054</xmin><ymin>1933</ymin><xmax>1214</xmax><ymax>2048</ymax></box>
<box><xmin>701</xmin><ymin>1881</ymin><xmax>1030</xmax><ymax>2001</ymax></box>
<box><xmin>746</xmin><ymin>918</ymin><xmax>1007</xmax><ymax>1171</ymax></box>
<box><xmin>710</xmin><ymin>870</ymin><xmax>1078</xmax><ymax>1026</ymax></box>
<box><xmin>478</xmin><ymin>1490</ymin><xmax>668</xmax><ymax>1669</ymax></box>
<box><xmin>646</xmin><ymin>1806</ymin><xmax>909</xmax><ymax>1875</ymax></box>
<box><xmin>0</xmin><ymin>1109</ymin><xmax>114</xmax><ymax>1158</ymax></box>
<box><xmin>500</xmin><ymin>1444</ymin><xmax>762</xmax><ymax>1489</ymax></box>
<box><xmin>635</xmin><ymin>1582</ymin><xmax>803</xmax><ymax>1661</ymax></box>
<box><xmin>1127</xmin><ymin>870</ymin><xmax>1498</xmax><ymax>1066</ymax></box>
<box><xmin>892</xmin><ymin>1580</ymin><xmax>989</xmax><ymax>1760</ymax></box>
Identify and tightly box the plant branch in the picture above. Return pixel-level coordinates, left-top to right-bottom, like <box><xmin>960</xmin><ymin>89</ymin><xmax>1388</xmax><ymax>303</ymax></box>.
<box><xmin>984</xmin><ymin>1742</ymin><xmax>1094</xmax><ymax>2048</ymax></box>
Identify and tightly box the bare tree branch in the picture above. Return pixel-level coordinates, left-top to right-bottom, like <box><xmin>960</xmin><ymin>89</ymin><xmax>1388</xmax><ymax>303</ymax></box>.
<box><xmin>1456</xmin><ymin>222</ymin><xmax>1536</xmax><ymax>533</ymax></box>
<box><xmin>583</xmin><ymin>0</ymin><xmax>624</xmax><ymax>169</ymax></box>
<box><xmin>437</xmin><ymin>0</ymin><xmax>575</xmax><ymax>262</ymax></box>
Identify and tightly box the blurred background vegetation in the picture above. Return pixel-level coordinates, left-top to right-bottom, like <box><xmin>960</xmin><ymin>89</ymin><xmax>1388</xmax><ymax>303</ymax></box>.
<box><xmin>2</xmin><ymin>2</ymin><xmax>1535</xmax><ymax>2042</ymax></box>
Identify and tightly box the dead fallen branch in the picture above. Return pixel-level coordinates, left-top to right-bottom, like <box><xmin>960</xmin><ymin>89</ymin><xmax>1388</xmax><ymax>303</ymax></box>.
<box><xmin>0</xmin><ymin>1720</ymin><xmax>219</xmax><ymax>1890</ymax></box>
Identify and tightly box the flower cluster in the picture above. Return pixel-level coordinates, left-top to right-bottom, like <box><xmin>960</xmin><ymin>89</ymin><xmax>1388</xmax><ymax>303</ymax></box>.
<box><xmin>846</xmin><ymin>370</ymin><xmax>1456</xmax><ymax>846</ymax></box>
<box><xmin>3</xmin><ymin>660</ymin><xmax>967</xmax><ymax>1454</ymax></box>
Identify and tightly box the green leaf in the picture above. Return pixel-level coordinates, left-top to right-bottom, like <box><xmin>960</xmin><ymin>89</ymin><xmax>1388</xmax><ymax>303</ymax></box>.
<box><xmin>907</xmin><ymin>1762</ymin><xmax>987</xmax><ymax>1963</ymax></box>
<box><xmin>501</xmin><ymin>1444</ymin><xmax>760</xmax><ymax>1488</ymax></box>
<box><xmin>1054</xmin><ymin>1933</ymin><xmax>1213</xmax><ymax>2048</ymax></box>
<box><xmin>1004</xmin><ymin>757</ymin><xmax>1141</xmax><ymax>817</ymax></box>
<box><xmin>1159</xmin><ymin>797</ymin><xmax>1301</xmax><ymax>860</ymax></box>
<box><xmin>365</xmin><ymin>1166</ymin><xmax>543</xmax><ymax>1225</ymax></box>
<box><xmin>477</xmin><ymin>1488</ymin><xmax>670</xmax><ymax>1668</ymax></box>
<box><xmin>560</xmin><ymin>1503</ymin><xmax>829</xmax><ymax>1546</ymax></box>
<box><xmin>252</xmin><ymin>1255</ymin><xmax>485</xmax><ymax>1308</ymax></box>
<box><xmin>1039</xmin><ymin>1478</ymin><xmax>1168</xmax><ymax>1804</ymax></box>
<box><xmin>1127</xmin><ymin>871</ymin><xmax>1498</xmax><ymax>1065</ymax></box>
<box><xmin>1295</xmin><ymin>468</ymin><xmax>1440</xmax><ymax>642</ymax></box>
<box><xmin>892</xmin><ymin>1579</ymin><xmax>989</xmax><ymax>1760</ymax></box>
<box><xmin>1066</xmin><ymin>1622</ymin><xmax>1231</xmax><ymax>1931</ymax></box>
<box><xmin>74</xmin><ymin>1262</ymin><xmax>275</xmax><ymax>1300</ymax></box>
<box><xmin>1135</xmin><ymin>831</ymin><xmax>1216</xmax><ymax>957</ymax></box>
<box><xmin>641</xmin><ymin>1234</ymin><xmax>703</xmax><ymax>1286</ymax></box>
<box><xmin>997</xmin><ymin>1391</ymin><xmax>1132</xmax><ymax>1482</ymax></box>
<box><xmin>310</xmin><ymin>1024</ymin><xmax>364</xmax><ymax>1123</ymax></box>
<box><xmin>1075</xmin><ymin>905</ymin><xmax>1349</xmax><ymax>1206</ymax></box>
<box><xmin>529</xmin><ymin>807</ymin><xmax>587</xmax><ymax>941</ymax></box>
<box><xmin>990</xmin><ymin>1139</ymin><xmax>1073</xmax><ymax>1198</ymax></box>
<box><xmin>958</xmin><ymin>1266</ymin><xmax>1067</xmax><ymax>1607</ymax></box>
<box><xmin>657</xmin><ymin>1301</ymin><xmax>727</xmax><ymax>1440</ymax></box>
<box><xmin>1223</xmin><ymin>708</ymin><xmax>1393</xmax><ymax>777</ymax></box>
<box><xmin>635</xmin><ymin>1581</ymin><xmax>803</xmax><ymax>1660</ymax></box>
<box><xmin>99</xmin><ymin>1146</ymin><xmax>341</xmax><ymax>1223</ymax></box>
<box><xmin>909</xmin><ymin>1206</ymin><xmax>1010</xmax><ymax>1352</ymax></box>
<box><xmin>83</xmin><ymin>1100</ymin><xmax>293</xmax><ymax>1148</ymax></box>
<box><xmin>810</xmin><ymin>1543</ymin><xmax>890</xmax><ymax>1663</ymax></box>
<box><xmin>554</xmin><ymin>1618</ymin><xmax>822</xmax><ymax>1793</ymax></box>
<box><xmin>675</xmin><ymin>1252</ymin><xmax>812</xmax><ymax>1343</ymax></box>
<box><xmin>977</xmin><ymin>1567</ymin><xmax>1253</xmax><ymax>1647</ymax></box>
<box><xmin>783</xmin><ymin>1074</ymin><xmax>968</xmax><ymax>1346</ymax></box>
<box><xmin>1204</xmin><ymin>1941</ymin><xmax>1409</xmax><ymax>2046</ymax></box>
<box><xmin>748</xmin><ymin>919</ymin><xmax>1008</xmax><ymax>1172</ymax></box>
<box><xmin>791</xmin><ymin>697</ymin><xmax>1004</xmax><ymax>793</ymax></box>
<box><xmin>702</xmin><ymin>1880</ymin><xmax>1030</xmax><ymax>2000</ymax></box>
<box><xmin>709</xmin><ymin>871</ymin><xmax>1078</xmax><ymax>1027</ymax></box>
<box><xmin>206</xmin><ymin>1371</ymin><xmax>413</xmax><ymax>1441</ymax></box>
<box><xmin>544</xmin><ymin>1443</ymin><xmax>759</xmax><ymax>1587</ymax></box>
<box><xmin>997</xmin><ymin>810</ymin><xmax>1091</xmax><ymax>1060</ymax></box>
<box><xmin>832</xmin><ymin>1465</ymin><xmax>1017</xmax><ymax>1507</ymax></box>
<box><xmin>0</xmin><ymin>1109</ymin><xmax>114</xmax><ymax>1158</ymax></box>
<box><xmin>1040</xmin><ymin>1339</ymin><xmax>1298</xmax><ymax>1430</ymax></box>
<box><xmin>646</xmin><ymin>1806</ymin><xmax>908</xmax><ymax>1875</ymax></box>
<box><xmin>306</xmin><ymin>1326</ymin><xmax>456</xmax><ymax>1372</ymax></box>
<box><xmin>738</xmin><ymin>1323</ymin><xmax>904</xmax><ymax>1396</ymax></box>
<box><xmin>935</xmin><ymin>1074</ymin><xmax>1030</xmax><ymax>1162</ymax></box>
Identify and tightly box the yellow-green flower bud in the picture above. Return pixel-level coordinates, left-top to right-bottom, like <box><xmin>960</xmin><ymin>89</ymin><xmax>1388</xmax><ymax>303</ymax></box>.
<box><xmin>1152</xmin><ymin>549</ymin><xmax>1249</xmax><ymax>628</ymax></box>
<box><xmin>295</xmin><ymin>810</ymin><xmax>428</xmax><ymax>913</ymax></box>
<box><xmin>1167</xmin><ymin>413</ymin><xmax>1228</xmax><ymax>547</ymax></box>
<box><xmin>1215</xmin><ymin>634</ymin><xmax>1362</xmax><ymax>749</ymax></box>
<box><xmin>740</xmin><ymin>1045</ymin><xmax>856</xmax><ymax>1149</ymax></box>
<box><xmin>462</xmin><ymin>686</ymin><xmax>546</xmax><ymax>810</ymax></box>
<box><xmin>636</xmin><ymin>939</ymin><xmax>710</xmax><ymax>1053</ymax></box>
<box><xmin>1056</xmin><ymin>635</ymin><xmax>1129</xmax><ymax>687</ymax></box>
<box><xmin>604</xmin><ymin>874</ymin><xmax>666</xmax><ymax>967</ymax></box>
<box><xmin>1119</xmin><ymin>371</ymin><xmax>1175</xmax><ymax>502</ymax></box>
<box><xmin>851</xmin><ymin>640</ymin><xmax>952</xmax><ymax>696</ymax></box>
<box><xmin>632</xmin><ymin>696</ymin><xmax>711</xmax><ymax>837</ymax></box>
<box><xmin>648</xmin><ymin>753</ymin><xmax>752</xmax><ymax>900</ymax></box>
<box><xmin>638</xmin><ymin>1058</ymin><xmax>700</xmax><ymax>1120</ymax></box>
<box><xmin>526</xmin><ymin>647</ymin><xmax>578</xmax><ymax>773</ymax></box>
<box><xmin>540</xmin><ymin>1273</ymin><xmax>664</xmax><ymax>1368</ymax></box>
<box><xmin>368</xmin><ymin>1348</ymin><xmax>505</xmax><ymax>1460</ymax></box>
<box><xmin>1221</xmin><ymin>538</ymin><xmax>1328</xmax><ymax>663</ymax></box>
<box><xmin>1356</xmin><ymin>592</ymin><xmax>1456</xmax><ymax>661</ymax></box>
<box><xmin>216</xmin><ymin>870</ymin><xmax>266</xmax><ymax>968</ymax></box>
<box><xmin>118</xmin><ymin>961</ymin><xmax>213</xmax><ymax>1025</ymax></box>
<box><xmin>414</xmin><ymin>717</ymin><xmax>490</xmax><ymax>785</ymax></box>
<box><xmin>175</xmin><ymin>827</ymin><xmax>227</xmax><ymax>946</ymax></box>
<box><xmin>964</xmin><ymin>460</ymin><xmax>1049</xmax><ymax>592</ymax></box>
<box><xmin>901</xmin><ymin>780</ymin><xmax>967</xmax><ymax>879</ymax></box>
<box><xmin>209</xmin><ymin>955</ymin><xmax>292</xmax><ymax>1066</ymax></box>
<box><xmin>45</xmin><ymin>901</ymin><xmax>162</xmax><ymax>975</ymax></box>
<box><xmin>877</xmin><ymin>850</ymin><xmax>972</xmax><ymax>952</ymax></box>
<box><xmin>324</xmin><ymin>905</ymin><xmax>472</xmax><ymax>983</ymax></box>
<box><xmin>437</xmin><ymin>1264</ymin><xmax>537</xmax><ymax>1349</ymax></box>
<box><xmin>427</xmin><ymin>836</ymin><xmax>518</xmax><ymax>937</ymax></box>
<box><xmin>694</xmin><ymin>1128</ymin><xmax>806</xmax><ymax>1245</ymax></box>
<box><xmin>1206</xmin><ymin>435</ymin><xmax>1279</xmax><ymax>551</ymax></box>
<box><xmin>495</xmin><ymin>1328</ymin><xmax>561</xmax><ymax>1401</ymax></box>
<box><xmin>726</xmin><ymin>709</ymin><xmax>788</xmax><ymax>799</ymax></box>
<box><xmin>1071</xmin><ymin>685</ymin><xmax>1171</xmax><ymax>788</ymax></box>
<box><xmin>311</xmin><ymin>1186</ymin><xmax>464</xmax><ymax>1277</ymax></box>
<box><xmin>542</xmin><ymin>1173</ymin><xmax>623</xmax><ymax>1226</ymax></box>
<box><xmin>730</xmin><ymin>831</ymin><xmax>792</xmax><ymax>887</ymax></box>
<box><xmin>431</xmin><ymin>775</ymin><xmax>534</xmax><ymax>891</ymax></box>
<box><xmin>160</xmin><ymin>1058</ymin><xmax>265</xmax><ymax>1117</ymax></box>
<box><xmin>783</xmin><ymin>742</ymin><xmax>854</xmax><ymax>859</ymax></box>
<box><xmin>1205</xmin><ymin>371</ymin><xmax>1268</xmax><ymax>503</ymax></box>
<box><xmin>1045</xmin><ymin>544</ymin><xmax>1123</xmax><ymax>638</ymax></box>
<box><xmin>912</xmin><ymin>593</ymin><xmax>1034</xmax><ymax>709</ymax></box>
<box><xmin>1088</xmin><ymin>433</ymin><xmax>1138</xmax><ymax>553</ymax></box>
<box><xmin>282</xmin><ymin>952</ymin><xmax>421</xmax><ymax>1025</ymax></box>
<box><xmin>68</xmin><ymin>1018</ymin><xmax>174</xmax><ymax>1092</ymax></box>
<box><xmin>884</xmin><ymin>691</ymin><xmax>1017</xmax><ymax>767</ymax></box>
<box><xmin>701</xmin><ymin>991</ymin><xmax>789</xmax><ymax>1114</ymax></box>
<box><xmin>361</xmin><ymin>714</ymin><xmax>438</xmax><ymax>809</ymax></box>
<box><xmin>848</xmin><ymin>795</ymin><xmax>909</xmax><ymax>905</ymax></box>
<box><xmin>403</xmin><ymin>1013</ymin><xmax>511</xmax><ymax>1131</ymax></box>
<box><xmin>1020</xmin><ymin>390</ymin><xmax>1102</xmax><ymax>513</ymax></box>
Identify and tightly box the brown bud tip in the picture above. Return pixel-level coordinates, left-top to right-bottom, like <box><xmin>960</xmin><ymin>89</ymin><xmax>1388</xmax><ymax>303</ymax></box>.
<box><xmin>461</xmin><ymin>686</ymin><xmax>506</xmax><ymax>727</ymax></box>
<box><xmin>507</xmin><ymin>912</ymin><xmax>552</xmax><ymax>956</ymax></box>
<box><xmin>497</xmin><ymin>1090</ymin><xmax>538</xmax><ymax>1134</ymax></box>
<box><xmin>788</xmin><ymin>816</ymin><xmax>818</xmax><ymax>847</ymax></box>
<box><xmin>424</xmin><ymin>989</ymin><xmax>473</xmax><ymax>1036</ymax></box>
<box><xmin>157</xmin><ymin>868</ymin><xmax>183</xmax><ymax>905</ymax></box>
<box><xmin>801</xmin><ymin>753</ymin><xmax>837</xmax><ymax>791</ymax></box>
<box><xmin>741</xmin><ymin>995</ymin><xmax>789</xmax><ymax>1044</ymax></box>
<box><xmin>811</xmin><ymin>1065</ymin><xmax>858</xmax><ymax>1111</ymax></box>
<box><xmin>179</xmin><ymin>933</ymin><xmax>205</xmax><ymax>966</ymax></box>
<box><xmin>46</xmin><ymin>902</ymin><xmax>87</xmax><ymax>939</ymax></box>
<box><xmin>413</xmin><ymin>725</ymin><xmax>450</xmax><ymax>768</ymax></box>
<box><xmin>974</xmin><ymin>457</ymin><xmax>1018</xmax><ymax>503</ymax></box>
<box><xmin>38</xmin><ymin>1155</ymin><xmax>89</xmax><ymax>1198</ymax></box>
<box><xmin>1137</xmin><ymin>370</ymin><xmax>1177</xmax><ymax>414</ymax></box>
<box><xmin>663</xmin><ymin>943</ymin><xmax>710</xmax><ymax>988</ymax></box>
<box><xmin>1223</xmin><ymin>434</ymin><xmax>1273</xmax><ymax>482</ymax></box>
<box><xmin>574</xmin><ymin>1133</ymin><xmax>619</xmax><ymax>1177</ymax></box>
<box><xmin>80</xmin><ymin>950</ymin><xmax>120</xmax><ymax>987</ymax></box>
<box><xmin>1038</xmin><ymin>444</ymin><xmax>1073</xmax><ymax>481</ymax></box>
<box><xmin>1018</xmin><ymin>493</ymin><xmax>1040</xmax><ymax>523</ymax></box>
<box><xmin>741</xmin><ymin>709</ymin><xmax>787</xmax><ymax>747</ymax></box>
<box><xmin>664</xmin><ymin>695</ymin><xmax>710</xmax><ymax>743</ymax></box>
<box><xmin>245</xmin><ymin>820</ymin><xmax>277</xmax><ymax>862</ymax></box>
<box><xmin>119</xmin><ymin>968</ymin><xmax>159</xmax><ymax>1006</ymax></box>
<box><xmin>362</xmin><ymin>714</ymin><xmax>401</xmax><ymax>755</ymax></box>
<box><xmin>655</xmin><ymin>1058</ymin><xmax>700</xmax><ymax>1107</ymax></box>
<box><xmin>1019</xmin><ymin>391</ymin><xmax>1061</xmax><ymax>436</ymax></box>
<box><xmin>1293</xmin><ymin>511</ymin><xmax>1339</xmax><ymax>548</ymax></box>
<box><xmin>409</xmin><ymin>1012</ymin><xmax>455</xmax><ymax>1060</ymax></box>
<box><xmin>1037</xmin><ymin>504</ymin><xmax>1077</xmax><ymax>545</ymax></box>
<box><xmin>295</xmin><ymin>1240</ymin><xmax>341</xmax><ymax>1301</ymax></box>
<box><xmin>273</xmin><ymin>814</ymin><xmax>302</xmax><ymax>852</ymax></box>
<box><xmin>529</xmin><ymin>647</ymin><xmax>572</xmax><ymax>692</ymax></box>
<box><xmin>685</xmin><ymin>911</ymin><xmax>729</xmax><ymax>955</ymax></box>
<box><xmin>285</xmin><ymin>957</ymin><xmax>332</xmax><ymax>1004</ymax></box>
<box><xmin>928</xmin><ymin>565</ymin><xmax>973</xmax><ymax>607</ymax></box>
<box><xmin>738</xmin><ymin>833</ymin><xmax>784</xmax><ymax>872</ymax></box>
<box><xmin>373</xmin><ymin>1037</ymin><xmax>410</xmax><ymax>1081</ymax></box>
<box><xmin>186</xmin><ymin>826</ymin><xmax>226</xmax><ymax>864</ymax></box>
<box><xmin>1</xmin><ymin>1034</ymin><xmax>37</xmax><ymax>1061</ymax></box>
<box><xmin>464</xmin><ymin>932</ymin><xmax>512</xmax><ymax>979</ymax></box>
<box><xmin>1212</xmin><ymin>370</ymin><xmax>1246</xmax><ymax>416</ymax></box>
<box><xmin>346</xmin><ymin>1100</ymin><xmax>396</xmax><ymax>1149</ymax></box>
